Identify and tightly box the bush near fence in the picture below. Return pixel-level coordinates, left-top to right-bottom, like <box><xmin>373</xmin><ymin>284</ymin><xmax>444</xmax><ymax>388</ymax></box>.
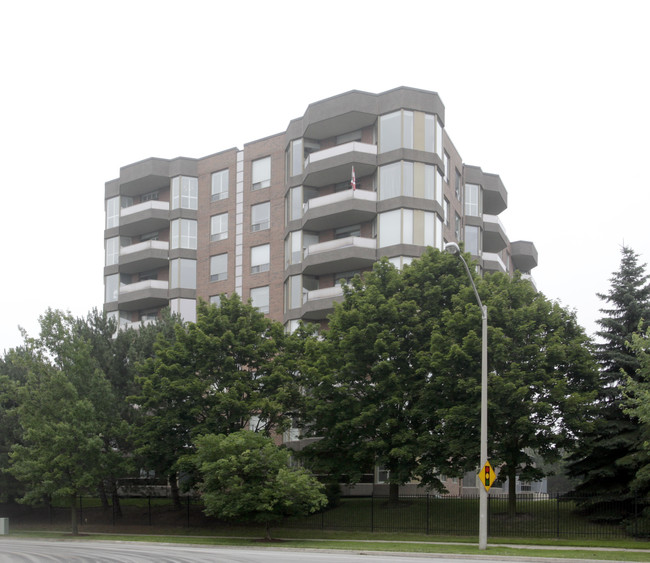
<box><xmin>1</xmin><ymin>493</ymin><xmax>648</xmax><ymax>539</ymax></box>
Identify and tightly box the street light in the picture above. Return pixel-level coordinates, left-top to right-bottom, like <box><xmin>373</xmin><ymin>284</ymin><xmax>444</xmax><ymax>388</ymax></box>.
<box><xmin>444</xmin><ymin>242</ymin><xmax>488</xmax><ymax>550</ymax></box>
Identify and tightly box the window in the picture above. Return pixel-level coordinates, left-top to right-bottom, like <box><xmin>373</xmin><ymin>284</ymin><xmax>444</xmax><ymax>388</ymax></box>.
<box><xmin>378</xmin><ymin>209</ymin><xmax>413</xmax><ymax>247</ymax></box>
<box><xmin>209</xmin><ymin>294</ymin><xmax>225</xmax><ymax>306</ymax></box>
<box><xmin>378</xmin><ymin>161</ymin><xmax>413</xmax><ymax>200</ymax></box>
<box><xmin>290</xmin><ymin>139</ymin><xmax>303</xmax><ymax>177</ymax></box>
<box><xmin>105</xmin><ymin>237</ymin><xmax>119</xmax><ymax>266</ymax></box>
<box><xmin>210</xmin><ymin>253</ymin><xmax>228</xmax><ymax>282</ymax></box>
<box><xmin>284</xmin><ymin>274</ymin><xmax>303</xmax><ymax>312</ymax></box>
<box><xmin>170</xmin><ymin>219</ymin><xmax>197</xmax><ymax>249</ymax></box>
<box><xmin>170</xmin><ymin>258</ymin><xmax>196</xmax><ymax>289</ymax></box>
<box><xmin>139</xmin><ymin>270</ymin><xmax>158</xmax><ymax>281</ymax></box>
<box><xmin>171</xmin><ymin>176</ymin><xmax>198</xmax><ymax>210</ymax></box>
<box><xmin>141</xmin><ymin>190</ymin><xmax>159</xmax><ymax>202</ymax></box>
<box><xmin>170</xmin><ymin>298</ymin><xmax>196</xmax><ymax>323</ymax></box>
<box><xmin>211</xmin><ymin>169</ymin><xmax>229</xmax><ymax>201</ymax></box>
<box><xmin>388</xmin><ymin>256</ymin><xmax>414</xmax><ymax>270</ymax></box>
<box><xmin>455</xmin><ymin>169</ymin><xmax>462</xmax><ymax>200</ymax></box>
<box><xmin>455</xmin><ymin>213</ymin><xmax>461</xmax><ymax>240</ymax></box>
<box><xmin>252</xmin><ymin>156</ymin><xmax>271</xmax><ymax>190</ymax></box>
<box><xmin>379</xmin><ymin>110</ymin><xmax>413</xmax><ymax>153</ymax></box>
<box><xmin>105</xmin><ymin>274</ymin><xmax>119</xmax><ymax>302</ymax></box>
<box><xmin>443</xmin><ymin>198</ymin><xmax>450</xmax><ymax>227</ymax></box>
<box><xmin>465</xmin><ymin>225</ymin><xmax>481</xmax><ymax>256</ymax></box>
<box><xmin>286</xmin><ymin>185</ymin><xmax>302</xmax><ymax>223</ymax></box>
<box><xmin>250</xmin><ymin>286</ymin><xmax>269</xmax><ymax>314</ymax></box>
<box><xmin>334</xmin><ymin>224</ymin><xmax>361</xmax><ymax>239</ymax></box>
<box><xmin>251</xmin><ymin>244</ymin><xmax>270</xmax><ymax>273</ymax></box>
<box><xmin>106</xmin><ymin>197</ymin><xmax>119</xmax><ymax>228</ymax></box>
<box><xmin>425</xmin><ymin>113</ymin><xmax>443</xmax><ymax>157</ymax></box>
<box><xmin>443</xmin><ymin>152</ymin><xmax>449</xmax><ymax>183</ymax></box>
<box><xmin>210</xmin><ymin>213</ymin><xmax>228</xmax><ymax>241</ymax></box>
<box><xmin>285</xmin><ymin>231</ymin><xmax>302</xmax><ymax>266</ymax></box>
<box><xmin>465</xmin><ymin>183</ymin><xmax>482</xmax><ymax>217</ymax></box>
<box><xmin>251</xmin><ymin>202</ymin><xmax>270</xmax><ymax>232</ymax></box>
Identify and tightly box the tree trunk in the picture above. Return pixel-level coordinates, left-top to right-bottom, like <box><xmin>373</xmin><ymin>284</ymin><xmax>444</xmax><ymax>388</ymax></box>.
<box><xmin>389</xmin><ymin>482</ymin><xmax>399</xmax><ymax>504</ymax></box>
<box><xmin>70</xmin><ymin>493</ymin><xmax>79</xmax><ymax>535</ymax></box>
<box><xmin>508</xmin><ymin>467</ymin><xmax>517</xmax><ymax>516</ymax></box>
<box><xmin>170</xmin><ymin>473</ymin><xmax>182</xmax><ymax>510</ymax></box>
<box><xmin>111</xmin><ymin>478</ymin><xmax>122</xmax><ymax>519</ymax></box>
<box><xmin>265</xmin><ymin>521</ymin><xmax>272</xmax><ymax>541</ymax></box>
<box><xmin>98</xmin><ymin>480</ymin><xmax>109</xmax><ymax>510</ymax></box>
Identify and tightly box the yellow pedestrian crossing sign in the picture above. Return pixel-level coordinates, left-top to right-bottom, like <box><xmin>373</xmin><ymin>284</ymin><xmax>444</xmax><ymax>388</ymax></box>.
<box><xmin>478</xmin><ymin>461</ymin><xmax>495</xmax><ymax>491</ymax></box>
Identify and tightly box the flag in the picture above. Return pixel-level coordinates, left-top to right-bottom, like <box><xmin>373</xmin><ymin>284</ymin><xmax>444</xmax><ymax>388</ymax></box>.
<box><xmin>351</xmin><ymin>166</ymin><xmax>356</xmax><ymax>191</ymax></box>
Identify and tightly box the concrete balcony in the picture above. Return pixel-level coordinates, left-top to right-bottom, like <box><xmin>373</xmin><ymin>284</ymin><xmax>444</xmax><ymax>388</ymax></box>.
<box><xmin>301</xmin><ymin>285</ymin><xmax>344</xmax><ymax>320</ymax></box>
<box><xmin>303</xmin><ymin>189</ymin><xmax>377</xmax><ymax>231</ymax></box>
<box><xmin>118</xmin><ymin>279</ymin><xmax>169</xmax><ymax>310</ymax></box>
<box><xmin>303</xmin><ymin>142</ymin><xmax>377</xmax><ymax>187</ymax></box>
<box><xmin>482</xmin><ymin>214</ymin><xmax>508</xmax><ymax>253</ymax></box>
<box><xmin>119</xmin><ymin>240</ymin><xmax>169</xmax><ymax>274</ymax></box>
<box><xmin>511</xmin><ymin>240</ymin><xmax>538</xmax><ymax>274</ymax></box>
<box><xmin>302</xmin><ymin>236</ymin><xmax>377</xmax><ymax>275</ymax></box>
<box><xmin>482</xmin><ymin>251</ymin><xmax>507</xmax><ymax>273</ymax></box>
<box><xmin>119</xmin><ymin>200</ymin><xmax>170</xmax><ymax>237</ymax></box>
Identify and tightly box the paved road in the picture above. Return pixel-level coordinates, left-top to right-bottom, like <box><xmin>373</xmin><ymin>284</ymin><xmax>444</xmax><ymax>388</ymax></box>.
<box><xmin>0</xmin><ymin>538</ymin><xmax>628</xmax><ymax>562</ymax></box>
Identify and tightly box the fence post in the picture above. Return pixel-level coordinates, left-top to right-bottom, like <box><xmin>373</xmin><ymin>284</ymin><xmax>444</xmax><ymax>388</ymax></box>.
<box><xmin>426</xmin><ymin>493</ymin><xmax>430</xmax><ymax>535</ymax></box>
<box><xmin>556</xmin><ymin>493</ymin><xmax>560</xmax><ymax>539</ymax></box>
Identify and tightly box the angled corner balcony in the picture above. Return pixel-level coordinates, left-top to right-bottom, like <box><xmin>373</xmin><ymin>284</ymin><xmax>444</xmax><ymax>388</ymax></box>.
<box><xmin>511</xmin><ymin>240</ymin><xmax>538</xmax><ymax>274</ymax></box>
<box><xmin>302</xmin><ymin>236</ymin><xmax>377</xmax><ymax>275</ymax></box>
<box><xmin>482</xmin><ymin>173</ymin><xmax>508</xmax><ymax>215</ymax></box>
<box><xmin>482</xmin><ymin>252</ymin><xmax>508</xmax><ymax>274</ymax></box>
<box><xmin>118</xmin><ymin>280</ymin><xmax>169</xmax><ymax>310</ymax></box>
<box><xmin>303</xmin><ymin>142</ymin><xmax>377</xmax><ymax>187</ymax></box>
<box><xmin>119</xmin><ymin>200</ymin><xmax>170</xmax><ymax>237</ymax></box>
<box><xmin>303</xmin><ymin>189</ymin><xmax>377</xmax><ymax>231</ymax></box>
<box><xmin>119</xmin><ymin>240</ymin><xmax>169</xmax><ymax>274</ymax></box>
<box><xmin>301</xmin><ymin>285</ymin><xmax>344</xmax><ymax>320</ymax></box>
<box><xmin>482</xmin><ymin>214</ymin><xmax>508</xmax><ymax>253</ymax></box>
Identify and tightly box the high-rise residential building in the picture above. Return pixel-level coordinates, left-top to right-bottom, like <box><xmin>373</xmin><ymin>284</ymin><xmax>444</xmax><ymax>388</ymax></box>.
<box><xmin>103</xmin><ymin>87</ymin><xmax>537</xmax><ymax>329</ymax></box>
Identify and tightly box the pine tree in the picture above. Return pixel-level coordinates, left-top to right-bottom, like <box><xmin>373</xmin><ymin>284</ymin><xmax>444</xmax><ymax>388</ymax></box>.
<box><xmin>567</xmin><ymin>246</ymin><xmax>650</xmax><ymax>501</ymax></box>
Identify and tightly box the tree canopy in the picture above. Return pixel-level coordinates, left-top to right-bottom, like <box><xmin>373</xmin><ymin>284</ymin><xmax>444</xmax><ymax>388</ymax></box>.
<box><xmin>191</xmin><ymin>430</ymin><xmax>326</xmax><ymax>539</ymax></box>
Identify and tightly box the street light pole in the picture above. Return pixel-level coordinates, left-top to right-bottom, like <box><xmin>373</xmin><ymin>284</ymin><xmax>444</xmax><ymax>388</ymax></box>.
<box><xmin>444</xmin><ymin>242</ymin><xmax>488</xmax><ymax>550</ymax></box>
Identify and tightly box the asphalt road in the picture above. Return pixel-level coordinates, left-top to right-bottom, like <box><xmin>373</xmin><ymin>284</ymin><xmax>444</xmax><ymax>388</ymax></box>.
<box><xmin>0</xmin><ymin>538</ymin><xmax>580</xmax><ymax>563</ymax></box>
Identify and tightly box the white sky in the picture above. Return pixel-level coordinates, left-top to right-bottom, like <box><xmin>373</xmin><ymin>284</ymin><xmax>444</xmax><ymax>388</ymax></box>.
<box><xmin>1</xmin><ymin>0</ymin><xmax>649</xmax><ymax>352</ymax></box>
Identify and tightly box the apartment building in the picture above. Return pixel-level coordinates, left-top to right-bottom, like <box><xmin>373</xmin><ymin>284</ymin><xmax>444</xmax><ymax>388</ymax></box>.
<box><xmin>103</xmin><ymin>86</ymin><xmax>537</xmax><ymax>330</ymax></box>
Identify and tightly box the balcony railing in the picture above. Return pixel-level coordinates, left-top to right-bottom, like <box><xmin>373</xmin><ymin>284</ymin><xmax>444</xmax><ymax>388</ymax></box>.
<box><xmin>121</xmin><ymin>200</ymin><xmax>169</xmax><ymax>217</ymax></box>
<box><xmin>120</xmin><ymin>240</ymin><xmax>169</xmax><ymax>255</ymax></box>
<box><xmin>304</xmin><ymin>189</ymin><xmax>376</xmax><ymax>213</ymax></box>
<box><xmin>304</xmin><ymin>236</ymin><xmax>376</xmax><ymax>258</ymax></box>
<box><xmin>304</xmin><ymin>285</ymin><xmax>344</xmax><ymax>302</ymax></box>
<box><xmin>120</xmin><ymin>280</ymin><xmax>168</xmax><ymax>294</ymax></box>
<box><xmin>304</xmin><ymin>141</ymin><xmax>377</xmax><ymax>167</ymax></box>
<box><xmin>483</xmin><ymin>214</ymin><xmax>507</xmax><ymax>236</ymax></box>
<box><xmin>482</xmin><ymin>252</ymin><xmax>507</xmax><ymax>272</ymax></box>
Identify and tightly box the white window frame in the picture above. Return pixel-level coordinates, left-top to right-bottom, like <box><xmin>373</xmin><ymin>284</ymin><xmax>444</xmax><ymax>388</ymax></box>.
<box><xmin>251</xmin><ymin>244</ymin><xmax>270</xmax><ymax>273</ymax></box>
<box><xmin>252</xmin><ymin>156</ymin><xmax>271</xmax><ymax>190</ymax></box>
<box><xmin>210</xmin><ymin>212</ymin><xmax>228</xmax><ymax>242</ymax></box>
<box><xmin>211</xmin><ymin>169</ymin><xmax>229</xmax><ymax>201</ymax></box>
<box><xmin>251</xmin><ymin>201</ymin><xmax>270</xmax><ymax>232</ymax></box>
<box><xmin>210</xmin><ymin>253</ymin><xmax>228</xmax><ymax>282</ymax></box>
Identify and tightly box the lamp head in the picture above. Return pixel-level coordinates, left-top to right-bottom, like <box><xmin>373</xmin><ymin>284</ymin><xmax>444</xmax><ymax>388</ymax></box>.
<box><xmin>444</xmin><ymin>242</ymin><xmax>461</xmax><ymax>255</ymax></box>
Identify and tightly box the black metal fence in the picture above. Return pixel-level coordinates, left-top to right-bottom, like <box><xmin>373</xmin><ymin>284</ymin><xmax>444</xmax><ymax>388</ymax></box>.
<box><xmin>1</xmin><ymin>493</ymin><xmax>648</xmax><ymax>540</ymax></box>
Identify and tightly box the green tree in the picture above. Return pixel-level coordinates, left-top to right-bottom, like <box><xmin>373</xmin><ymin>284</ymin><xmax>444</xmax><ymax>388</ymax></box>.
<box><xmin>191</xmin><ymin>430</ymin><xmax>326</xmax><ymax>540</ymax></box>
<box><xmin>7</xmin><ymin>309</ymin><xmax>113</xmax><ymax>534</ymax></box>
<box><xmin>428</xmin><ymin>271</ymin><xmax>598</xmax><ymax>513</ymax></box>
<box><xmin>567</xmin><ymin>246</ymin><xmax>650</xmax><ymax>502</ymax></box>
<box><xmin>623</xmin><ymin>328</ymin><xmax>650</xmax><ymax>494</ymax></box>
<box><xmin>301</xmin><ymin>251</ymin><xmax>472</xmax><ymax>501</ymax></box>
<box><xmin>131</xmin><ymin>296</ymin><xmax>300</xmax><ymax>506</ymax></box>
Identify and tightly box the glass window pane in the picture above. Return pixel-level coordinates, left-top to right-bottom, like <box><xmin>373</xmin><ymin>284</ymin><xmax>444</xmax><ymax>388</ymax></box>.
<box><xmin>210</xmin><ymin>254</ymin><xmax>228</xmax><ymax>281</ymax></box>
<box><xmin>105</xmin><ymin>237</ymin><xmax>119</xmax><ymax>266</ymax></box>
<box><xmin>211</xmin><ymin>169</ymin><xmax>229</xmax><ymax>201</ymax></box>
<box><xmin>251</xmin><ymin>244</ymin><xmax>270</xmax><ymax>273</ymax></box>
<box><xmin>291</xmin><ymin>139</ymin><xmax>303</xmax><ymax>177</ymax></box>
<box><xmin>379</xmin><ymin>209</ymin><xmax>401</xmax><ymax>247</ymax></box>
<box><xmin>379</xmin><ymin>163</ymin><xmax>401</xmax><ymax>200</ymax></box>
<box><xmin>105</xmin><ymin>274</ymin><xmax>119</xmax><ymax>302</ymax></box>
<box><xmin>251</xmin><ymin>286</ymin><xmax>269</xmax><ymax>314</ymax></box>
<box><xmin>402</xmin><ymin>209</ymin><xmax>413</xmax><ymax>244</ymax></box>
<box><xmin>465</xmin><ymin>225</ymin><xmax>480</xmax><ymax>255</ymax></box>
<box><xmin>403</xmin><ymin>162</ymin><xmax>413</xmax><ymax>197</ymax></box>
<box><xmin>379</xmin><ymin>111</ymin><xmax>401</xmax><ymax>153</ymax></box>
<box><xmin>251</xmin><ymin>202</ymin><xmax>270</xmax><ymax>231</ymax></box>
<box><xmin>211</xmin><ymin>213</ymin><xmax>228</xmax><ymax>241</ymax></box>
<box><xmin>106</xmin><ymin>197</ymin><xmax>119</xmax><ymax>228</ymax></box>
<box><xmin>424</xmin><ymin>114</ymin><xmax>435</xmax><ymax>153</ymax></box>
<box><xmin>424</xmin><ymin>165</ymin><xmax>434</xmax><ymax>200</ymax></box>
<box><xmin>252</xmin><ymin>157</ymin><xmax>271</xmax><ymax>189</ymax></box>
<box><xmin>403</xmin><ymin>111</ymin><xmax>413</xmax><ymax>149</ymax></box>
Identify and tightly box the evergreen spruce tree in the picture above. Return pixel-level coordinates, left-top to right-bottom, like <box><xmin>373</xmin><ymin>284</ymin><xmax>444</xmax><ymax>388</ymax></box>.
<box><xmin>567</xmin><ymin>246</ymin><xmax>650</xmax><ymax>501</ymax></box>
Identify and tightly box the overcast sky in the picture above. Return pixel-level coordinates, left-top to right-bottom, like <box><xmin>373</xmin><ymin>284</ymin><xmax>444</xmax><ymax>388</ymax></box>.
<box><xmin>1</xmin><ymin>0</ymin><xmax>649</xmax><ymax>351</ymax></box>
